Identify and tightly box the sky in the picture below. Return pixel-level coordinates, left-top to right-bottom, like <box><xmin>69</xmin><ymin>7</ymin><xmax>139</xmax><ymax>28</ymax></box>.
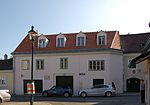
<box><xmin>0</xmin><ymin>0</ymin><xmax>150</xmax><ymax>59</ymax></box>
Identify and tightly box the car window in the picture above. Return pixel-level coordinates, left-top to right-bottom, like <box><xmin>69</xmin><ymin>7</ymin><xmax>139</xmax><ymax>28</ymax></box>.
<box><xmin>93</xmin><ymin>85</ymin><xmax>98</xmax><ymax>88</ymax></box>
<box><xmin>51</xmin><ymin>86</ymin><xmax>56</xmax><ymax>89</ymax></box>
<box><xmin>99</xmin><ymin>85</ymin><xmax>104</xmax><ymax>88</ymax></box>
<box><xmin>93</xmin><ymin>84</ymin><xmax>109</xmax><ymax>88</ymax></box>
<box><xmin>103</xmin><ymin>85</ymin><xmax>109</xmax><ymax>88</ymax></box>
<box><xmin>56</xmin><ymin>87</ymin><xmax>62</xmax><ymax>89</ymax></box>
<box><xmin>62</xmin><ymin>86</ymin><xmax>69</xmax><ymax>89</ymax></box>
<box><xmin>93</xmin><ymin>85</ymin><xmax>102</xmax><ymax>88</ymax></box>
<box><xmin>51</xmin><ymin>86</ymin><xmax>63</xmax><ymax>90</ymax></box>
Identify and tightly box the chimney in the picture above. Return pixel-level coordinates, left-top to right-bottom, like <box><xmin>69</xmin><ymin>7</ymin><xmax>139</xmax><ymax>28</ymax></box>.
<box><xmin>4</xmin><ymin>54</ymin><xmax>8</xmax><ymax>60</ymax></box>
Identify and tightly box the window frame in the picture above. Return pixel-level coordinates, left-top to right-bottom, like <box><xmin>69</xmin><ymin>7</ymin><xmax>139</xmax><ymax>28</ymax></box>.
<box><xmin>88</xmin><ymin>60</ymin><xmax>105</xmax><ymax>71</ymax></box>
<box><xmin>38</xmin><ymin>35</ymin><xmax>49</xmax><ymax>48</ymax></box>
<box><xmin>97</xmin><ymin>31</ymin><xmax>107</xmax><ymax>46</ymax></box>
<box><xmin>0</xmin><ymin>76</ymin><xmax>7</xmax><ymax>86</ymax></box>
<box><xmin>39</xmin><ymin>39</ymin><xmax>46</xmax><ymax>48</ymax></box>
<box><xmin>98</xmin><ymin>35</ymin><xmax>105</xmax><ymax>45</ymax></box>
<box><xmin>60</xmin><ymin>58</ymin><xmax>68</xmax><ymax>69</ymax></box>
<box><xmin>36</xmin><ymin>59</ymin><xmax>44</xmax><ymax>70</ymax></box>
<box><xmin>93</xmin><ymin>79</ymin><xmax>104</xmax><ymax>86</ymax></box>
<box><xmin>78</xmin><ymin>37</ymin><xmax>84</xmax><ymax>46</ymax></box>
<box><xmin>56</xmin><ymin>34</ymin><xmax>66</xmax><ymax>48</ymax></box>
<box><xmin>76</xmin><ymin>32</ymin><xmax>86</xmax><ymax>47</ymax></box>
<box><xmin>21</xmin><ymin>60</ymin><xmax>30</xmax><ymax>70</ymax></box>
<box><xmin>57</xmin><ymin>38</ymin><xmax>65</xmax><ymax>47</ymax></box>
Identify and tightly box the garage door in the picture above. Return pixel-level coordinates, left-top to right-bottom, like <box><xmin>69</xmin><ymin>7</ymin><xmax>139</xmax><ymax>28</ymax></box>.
<box><xmin>56</xmin><ymin>76</ymin><xmax>73</xmax><ymax>90</ymax></box>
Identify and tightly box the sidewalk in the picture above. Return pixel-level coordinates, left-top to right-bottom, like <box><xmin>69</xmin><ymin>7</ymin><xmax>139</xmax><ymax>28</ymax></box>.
<box><xmin>119</xmin><ymin>92</ymin><xmax>141</xmax><ymax>96</ymax></box>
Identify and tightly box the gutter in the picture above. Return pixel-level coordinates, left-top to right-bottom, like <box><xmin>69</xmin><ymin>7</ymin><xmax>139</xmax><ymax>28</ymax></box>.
<box><xmin>128</xmin><ymin>50</ymin><xmax>150</xmax><ymax>68</ymax></box>
<box><xmin>12</xmin><ymin>48</ymin><xmax>123</xmax><ymax>55</ymax></box>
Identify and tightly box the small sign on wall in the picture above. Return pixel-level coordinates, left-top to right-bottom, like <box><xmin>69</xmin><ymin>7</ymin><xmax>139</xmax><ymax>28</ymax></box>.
<box><xmin>79</xmin><ymin>73</ymin><xmax>85</xmax><ymax>76</ymax></box>
<box><xmin>44</xmin><ymin>75</ymin><xmax>50</xmax><ymax>80</ymax></box>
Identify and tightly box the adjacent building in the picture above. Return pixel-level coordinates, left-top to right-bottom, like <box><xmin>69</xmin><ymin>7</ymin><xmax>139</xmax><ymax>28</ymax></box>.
<box><xmin>0</xmin><ymin>54</ymin><xmax>13</xmax><ymax>94</ymax></box>
<box><xmin>12</xmin><ymin>27</ymin><xmax>123</xmax><ymax>95</ymax></box>
<box><xmin>129</xmin><ymin>34</ymin><xmax>150</xmax><ymax>105</ymax></box>
<box><xmin>120</xmin><ymin>33</ymin><xmax>150</xmax><ymax>92</ymax></box>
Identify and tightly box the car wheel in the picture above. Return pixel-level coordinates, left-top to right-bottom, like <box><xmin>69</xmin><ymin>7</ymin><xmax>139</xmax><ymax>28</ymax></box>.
<box><xmin>63</xmin><ymin>92</ymin><xmax>70</xmax><ymax>97</ymax></box>
<box><xmin>42</xmin><ymin>92</ymin><xmax>48</xmax><ymax>97</ymax></box>
<box><xmin>80</xmin><ymin>92</ymin><xmax>87</xmax><ymax>97</ymax></box>
<box><xmin>105</xmin><ymin>91</ymin><xmax>112</xmax><ymax>97</ymax></box>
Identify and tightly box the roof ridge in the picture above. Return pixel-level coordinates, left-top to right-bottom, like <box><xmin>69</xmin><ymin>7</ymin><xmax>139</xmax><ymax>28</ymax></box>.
<box><xmin>121</xmin><ymin>32</ymin><xmax>150</xmax><ymax>36</ymax></box>
<box><xmin>43</xmin><ymin>31</ymin><xmax>117</xmax><ymax>36</ymax></box>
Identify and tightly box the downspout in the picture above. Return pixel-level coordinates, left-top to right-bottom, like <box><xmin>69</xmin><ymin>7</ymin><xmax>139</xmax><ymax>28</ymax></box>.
<box><xmin>13</xmin><ymin>55</ymin><xmax>16</xmax><ymax>95</ymax></box>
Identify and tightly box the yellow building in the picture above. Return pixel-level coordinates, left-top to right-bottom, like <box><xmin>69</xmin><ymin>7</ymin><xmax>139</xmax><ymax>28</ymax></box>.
<box><xmin>0</xmin><ymin>55</ymin><xmax>13</xmax><ymax>94</ymax></box>
<box><xmin>129</xmin><ymin>37</ymin><xmax>150</xmax><ymax>105</ymax></box>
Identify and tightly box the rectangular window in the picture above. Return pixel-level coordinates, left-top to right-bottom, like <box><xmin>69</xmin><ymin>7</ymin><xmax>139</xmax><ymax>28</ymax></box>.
<box><xmin>21</xmin><ymin>60</ymin><xmax>29</xmax><ymax>70</ymax></box>
<box><xmin>39</xmin><ymin>39</ymin><xmax>46</xmax><ymax>48</ymax></box>
<box><xmin>57</xmin><ymin>38</ymin><xmax>64</xmax><ymax>47</ymax></box>
<box><xmin>60</xmin><ymin>58</ymin><xmax>68</xmax><ymax>69</ymax></box>
<box><xmin>0</xmin><ymin>76</ymin><xmax>6</xmax><ymax>86</ymax></box>
<box><xmin>93</xmin><ymin>79</ymin><xmax>104</xmax><ymax>86</ymax></box>
<box><xmin>98</xmin><ymin>36</ymin><xmax>105</xmax><ymax>45</ymax></box>
<box><xmin>88</xmin><ymin>60</ymin><xmax>105</xmax><ymax>71</ymax></box>
<box><xmin>36</xmin><ymin>59</ymin><xmax>44</xmax><ymax>70</ymax></box>
<box><xmin>78</xmin><ymin>37</ymin><xmax>84</xmax><ymax>46</ymax></box>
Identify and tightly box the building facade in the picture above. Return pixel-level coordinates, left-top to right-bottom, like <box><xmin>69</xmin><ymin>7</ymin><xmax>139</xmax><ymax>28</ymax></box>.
<box><xmin>12</xmin><ymin>27</ymin><xmax>123</xmax><ymax>95</ymax></box>
<box><xmin>120</xmin><ymin>33</ymin><xmax>150</xmax><ymax>92</ymax></box>
<box><xmin>0</xmin><ymin>54</ymin><xmax>13</xmax><ymax>94</ymax></box>
<box><xmin>129</xmin><ymin>34</ymin><xmax>150</xmax><ymax>105</ymax></box>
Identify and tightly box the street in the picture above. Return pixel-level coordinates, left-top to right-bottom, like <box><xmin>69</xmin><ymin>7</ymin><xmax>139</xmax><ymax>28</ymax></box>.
<box><xmin>3</xmin><ymin>93</ymin><xmax>144</xmax><ymax>105</ymax></box>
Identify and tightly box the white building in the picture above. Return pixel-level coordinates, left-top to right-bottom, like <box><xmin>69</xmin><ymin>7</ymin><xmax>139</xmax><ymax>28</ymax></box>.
<box><xmin>12</xmin><ymin>27</ymin><xmax>123</xmax><ymax>95</ymax></box>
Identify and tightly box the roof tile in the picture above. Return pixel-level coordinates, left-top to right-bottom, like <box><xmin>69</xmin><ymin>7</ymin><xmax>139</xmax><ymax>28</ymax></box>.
<box><xmin>13</xmin><ymin>31</ymin><xmax>118</xmax><ymax>53</ymax></box>
<box><xmin>120</xmin><ymin>33</ymin><xmax>150</xmax><ymax>53</ymax></box>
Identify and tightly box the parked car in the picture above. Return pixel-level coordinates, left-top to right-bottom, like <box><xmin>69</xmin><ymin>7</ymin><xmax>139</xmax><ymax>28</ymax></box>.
<box><xmin>42</xmin><ymin>86</ymin><xmax>73</xmax><ymax>97</ymax></box>
<box><xmin>78</xmin><ymin>84</ymin><xmax>116</xmax><ymax>97</ymax></box>
<box><xmin>0</xmin><ymin>89</ymin><xmax>11</xmax><ymax>104</ymax></box>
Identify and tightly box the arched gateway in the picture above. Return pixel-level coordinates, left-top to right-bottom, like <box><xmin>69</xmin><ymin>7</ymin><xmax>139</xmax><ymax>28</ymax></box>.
<box><xmin>127</xmin><ymin>78</ymin><xmax>140</xmax><ymax>92</ymax></box>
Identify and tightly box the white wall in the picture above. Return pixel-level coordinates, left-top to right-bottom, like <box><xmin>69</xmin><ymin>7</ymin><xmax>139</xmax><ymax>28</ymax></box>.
<box><xmin>123</xmin><ymin>53</ymin><xmax>145</xmax><ymax>92</ymax></box>
<box><xmin>14</xmin><ymin>50</ymin><xmax>123</xmax><ymax>95</ymax></box>
<box><xmin>110</xmin><ymin>53</ymin><xmax>123</xmax><ymax>93</ymax></box>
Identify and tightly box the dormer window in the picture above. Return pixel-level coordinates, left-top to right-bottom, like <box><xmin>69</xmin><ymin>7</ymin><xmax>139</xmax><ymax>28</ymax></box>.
<box><xmin>56</xmin><ymin>33</ymin><xmax>66</xmax><ymax>48</ymax></box>
<box><xmin>57</xmin><ymin>38</ymin><xmax>65</xmax><ymax>47</ymax></box>
<box><xmin>76</xmin><ymin>32</ymin><xmax>86</xmax><ymax>47</ymax></box>
<box><xmin>78</xmin><ymin>37</ymin><xmax>84</xmax><ymax>46</ymax></box>
<box><xmin>39</xmin><ymin>39</ymin><xmax>46</xmax><ymax>48</ymax></box>
<box><xmin>38</xmin><ymin>35</ymin><xmax>49</xmax><ymax>48</ymax></box>
<box><xmin>97</xmin><ymin>31</ymin><xmax>107</xmax><ymax>45</ymax></box>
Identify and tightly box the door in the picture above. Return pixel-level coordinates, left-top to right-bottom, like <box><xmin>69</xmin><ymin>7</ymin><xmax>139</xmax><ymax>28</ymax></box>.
<box><xmin>56</xmin><ymin>76</ymin><xmax>73</xmax><ymax>90</ymax></box>
<box><xmin>24</xmin><ymin>80</ymin><xmax>43</xmax><ymax>94</ymax></box>
<box><xmin>127</xmin><ymin>78</ymin><xmax>140</xmax><ymax>92</ymax></box>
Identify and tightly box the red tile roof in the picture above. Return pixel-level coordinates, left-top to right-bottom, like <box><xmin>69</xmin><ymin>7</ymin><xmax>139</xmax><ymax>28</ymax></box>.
<box><xmin>13</xmin><ymin>31</ymin><xmax>120</xmax><ymax>54</ymax></box>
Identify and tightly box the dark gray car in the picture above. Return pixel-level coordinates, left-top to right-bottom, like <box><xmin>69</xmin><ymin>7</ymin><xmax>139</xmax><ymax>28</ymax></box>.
<box><xmin>42</xmin><ymin>86</ymin><xmax>73</xmax><ymax>97</ymax></box>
